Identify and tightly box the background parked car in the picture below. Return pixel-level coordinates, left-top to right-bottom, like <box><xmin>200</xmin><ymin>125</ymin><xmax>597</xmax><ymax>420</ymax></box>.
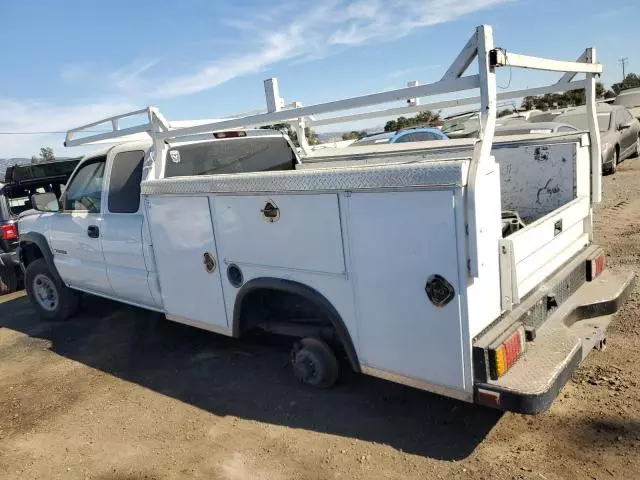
<box><xmin>441</xmin><ymin>113</ymin><xmax>480</xmax><ymax>138</ymax></box>
<box><xmin>613</xmin><ymin>87</ymin><xmax>640</xmax><ymax>120</ymax></box>
<box><xmin>351</xmin><ymin>127</ymin><xmax>449</xmax><ymax>146</ymax></box>
<box><xmin>556</xmin><ymin>104</ymin><xmax>640</xmax><ymax>174</ymax></box>
<box><xmin>0</xmin><ymin>159</ymin><xmax>79</xmax><ymax>294</ymax></box>
<box><xmin>494</xmin><ymin>122</ymin><xmax>578</xmax><ymax>136</ymax></box>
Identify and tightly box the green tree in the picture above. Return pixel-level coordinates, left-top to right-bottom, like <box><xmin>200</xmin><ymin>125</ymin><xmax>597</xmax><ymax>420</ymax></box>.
<box><xmin>520</xmin><ymin>82</ymin><xmax>607</xmax><ymax>111</ymax></box>
<box><xmin>604</xmin><ymin>89</ymin><xmax>616</xmax><ymax>99</ymax></box>
<box><xmin>342</xmin><ymin>130</ymin><xmax>366</xmax><ymax>141</ymax></box>
<box><xmin>384</xmin><ymin>120</ymin><xmax>398</xmax><ymax>132</ymax></box>
<box><xmin>31</xmin><ymin>147</ymin><xmax>55</xmax><ymax>164</ymax></box>
<box><xmin>611</xmin><ymin>73</ymin><xmax>640</xmax><ymax>94</ymax></box>
<box><xmin>384</xmin><ymin>109</ymin><xmax>441</xmax><ymax>132</ymax></box>
<box><xmin>521</xmin><ymin>96</ymin><xmax>536</xmax><ymax>111</ymax></box>
<box><xmin>415</xmin><ymin>110</ymin><xmax>441</xmax><ymax>126</ymax></box>
<box><xmin>497</xmin><ymin>108</ymin><xmax>514</xmax><ymax>118</ymax></box>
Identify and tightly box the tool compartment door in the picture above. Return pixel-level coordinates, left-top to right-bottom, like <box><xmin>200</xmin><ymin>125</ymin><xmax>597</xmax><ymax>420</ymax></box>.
<box><xmin>348</xmin><ymin>190</ymin><xmax>466</xmax><ymax>391</ymax></box>
<box><xmin>145</xmin><ymin>195</ymin><xmax>228</xmax><ymax>330</ymax></box>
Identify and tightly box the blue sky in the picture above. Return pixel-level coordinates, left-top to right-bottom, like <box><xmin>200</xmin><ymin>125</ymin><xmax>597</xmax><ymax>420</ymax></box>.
<box><xmin>1</xmin><ymin>0</ymin><xmax>639</xmax><ymax>157</ymax></box>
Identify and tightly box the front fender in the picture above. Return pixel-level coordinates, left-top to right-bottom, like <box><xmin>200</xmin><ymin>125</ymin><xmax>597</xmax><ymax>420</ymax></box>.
<box><xmin>19</xmin><ymin>231</ymin><xmax>62</xmax><ymax>284</ymax></box>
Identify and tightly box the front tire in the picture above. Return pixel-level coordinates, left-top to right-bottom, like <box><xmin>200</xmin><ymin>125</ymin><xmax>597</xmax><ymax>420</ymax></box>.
<box><xmin>25</xmin><ymin>258</ymin><xmax>80</xmax><ymax>321</ymax></box>
<box><xmin>605</xmin><ymin>148</ymin><xmax>618</xmax><ymax>175</ymax></box>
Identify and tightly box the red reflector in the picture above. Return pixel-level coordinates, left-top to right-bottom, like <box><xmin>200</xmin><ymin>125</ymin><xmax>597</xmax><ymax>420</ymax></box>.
<box><xmin>586</xmin><ymin>250</ymin><xmax>606</xmax><ymax>281</ymax></box>
<box><xmin>476</xmin><ymin>388</ymin><xmax>501</xmax><ymax>408</ymax></box>
<box><xmin>0</xmin><ymin>224</ymin><xmax>18</xmax><ymax>241</ymax></box>
<box><xmin>213</xmin><ymin>131</ymin><xmax>247</xmax><ymax>139</ymax></box>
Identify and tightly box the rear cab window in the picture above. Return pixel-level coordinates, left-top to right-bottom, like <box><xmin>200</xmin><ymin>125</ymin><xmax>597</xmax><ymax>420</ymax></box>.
<box><xmin>108</xmin><ymin>150</ymin><xmax>145</xmax><ymax>213</ymax></box>
<box><xmin>164</xmin><ymin>136</ymin><xmax>297</xmax><ymax>178</ymax></box>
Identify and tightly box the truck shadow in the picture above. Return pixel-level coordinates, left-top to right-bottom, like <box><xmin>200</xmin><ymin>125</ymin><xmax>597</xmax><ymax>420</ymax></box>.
<box><xmin>0</xmin><ymin>294</ymin><xmax>502</xmax><ymax>460</ymax></box>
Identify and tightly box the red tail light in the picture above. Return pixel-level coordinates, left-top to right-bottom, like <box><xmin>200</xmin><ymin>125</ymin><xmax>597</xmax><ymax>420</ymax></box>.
<box><xmin>488</xmin><ymin>325</ymin><xmax>526</xmax><ymax>379</ymax></box>
<box><xmin>0</xmin><ymin>223</ymin><xmax>18</xmax><ymax>241</ymax></box>
<box><xmin>213</xmin><ymin>131</ymin><xmax>247</xmax><ymax>139</ymax></box>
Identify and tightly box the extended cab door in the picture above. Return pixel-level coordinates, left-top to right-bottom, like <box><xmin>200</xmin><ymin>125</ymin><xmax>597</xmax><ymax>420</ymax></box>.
<box><xmin>100</xmin><ymin>145</ymin><xmax>160</xmax><ymax>309</ymax></box>
<box><xmin>49</xmin><ymin>156</ymin><xmax>113</xmax><ymax>295</ymax></box>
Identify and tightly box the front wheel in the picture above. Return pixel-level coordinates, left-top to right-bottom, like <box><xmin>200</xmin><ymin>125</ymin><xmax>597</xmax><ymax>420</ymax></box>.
<box><xmin>605</xmin><ymin>149</ymin><xmax>618</xmax><ymax>175</ymax></box>
<box><xmin>25</xmin><ymin>258</ymin><xmax>80</xmax><ymax>321</ymax></box>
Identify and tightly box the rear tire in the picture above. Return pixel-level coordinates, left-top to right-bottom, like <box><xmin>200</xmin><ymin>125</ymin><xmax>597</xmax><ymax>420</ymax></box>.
<box><xmin>291</xmin><ymin>337</ymin><xmax>339</xmax><ymax>388</ymax></box>
<box><xmin>0</xmin><ymin>265</ymin><xmax>18</xmax><ymax>295</ymax></box>
<box><xmin>25</xmin><ymin>259</ymin><xmax>80</xmax><ymax>321</ymax></box>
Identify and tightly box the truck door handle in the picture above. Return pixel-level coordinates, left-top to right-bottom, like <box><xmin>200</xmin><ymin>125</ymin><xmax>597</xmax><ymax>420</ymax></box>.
<box><xmin>87</xmin><ymin>225</ymin><xmax>100</xmax><ymax>238</ymax></box>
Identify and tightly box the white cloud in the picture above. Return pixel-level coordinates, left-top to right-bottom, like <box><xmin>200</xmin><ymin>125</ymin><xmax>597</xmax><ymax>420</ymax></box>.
<box><xmin>388</xmin><ymin>65</ymin><xmax>443</xmax><ymax>79</ymax></box>
<box><xmin>0</xmin><ymin>98</ymin><xmax>137</xmax><ymax>158</ymax></box>
<box><xmin>152</xmin><ymin>24</ymin><xmax>306</xmax><ymax>98</ymax></box>
<box><xmin>60</xmin><ymin>63</ymin><xmax>92</xmax><ymax>83</ymax></box>
<box><xmin>109</xmin><ymin>59</ymin><xmax>159</xmax><ymax>91</ymax></box>
<box><xmin>2</xmin><ymin>0</ymin><xmax>512</xmax><ymax>156</ymax></box>
<box><xmin>149</xmin><ymin>0</ymin><xmax>512</xmax><ymax>98</ymax></box>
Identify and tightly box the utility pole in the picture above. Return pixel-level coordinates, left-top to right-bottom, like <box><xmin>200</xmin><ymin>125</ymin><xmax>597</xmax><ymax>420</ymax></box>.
<box><xmin>619</xmin><ymin>57</ymin><xmax>629</xmax><ymax>81</ymax></box>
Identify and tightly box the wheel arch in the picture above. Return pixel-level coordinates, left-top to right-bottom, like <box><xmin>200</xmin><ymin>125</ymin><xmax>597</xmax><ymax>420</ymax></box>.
<box><xmin>19</xmin><ymin>232</ymin><xmax>62</xmax><ymax>283</ymax></box>
<box><xmin>233</xmin><ymin>277</ymin><xmax>360</xmax><ymax>372</ymax></box>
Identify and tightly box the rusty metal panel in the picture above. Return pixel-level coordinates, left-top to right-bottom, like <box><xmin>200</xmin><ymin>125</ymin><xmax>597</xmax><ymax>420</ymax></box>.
<box><xmin>495</xmin><ymin>142</ymin><xmax>578</xmax><ymax>221</ymax></box>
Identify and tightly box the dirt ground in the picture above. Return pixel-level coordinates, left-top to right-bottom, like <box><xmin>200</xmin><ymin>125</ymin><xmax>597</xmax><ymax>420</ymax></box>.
<box><xmin>1</xmin><ymin>162</ymin><xmax>640</xmax><ymax>480</ymax></box>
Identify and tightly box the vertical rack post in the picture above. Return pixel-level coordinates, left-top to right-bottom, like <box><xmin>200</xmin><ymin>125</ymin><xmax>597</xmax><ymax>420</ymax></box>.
<box><xmin>407</xmin><ymin>81</ymin><xmax>420</xmax><ymax>106</ymax></box>
<box><xmin>264</xmin><ymin>78</ymin><xmax>282</xmax><ymax>113</ymax></box>
<box><xmin>585</xmin><ymin>48</ymin><xmax>602</xmax><ymax>204</ymax></box>
<box><xmin>466</xmin><ymin>24</ymin><xmax>497</xmax><ymax>278</ymax></box>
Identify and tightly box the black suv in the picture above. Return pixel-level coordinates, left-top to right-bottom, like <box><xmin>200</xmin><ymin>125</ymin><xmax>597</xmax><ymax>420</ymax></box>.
<box><xmin>0</xmin><ymin>184</ymin><xmax>20</xmax><ymax>293</ymax></box>
<box><xmin>0</xmin><ymin>159</ymin><xmax>80</xmax><ymax>294</ymax></box>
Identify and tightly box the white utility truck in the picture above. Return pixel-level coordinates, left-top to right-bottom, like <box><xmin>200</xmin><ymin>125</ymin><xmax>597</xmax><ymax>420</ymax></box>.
<box><xmin>18</xmin><ymin>26</ymin><xmax>634</xmax><ymax>413</ymax></box>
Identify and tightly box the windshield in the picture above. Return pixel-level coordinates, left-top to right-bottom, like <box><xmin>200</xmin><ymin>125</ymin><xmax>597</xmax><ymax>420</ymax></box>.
<box><xmin>557</xmin><ymin>112</ymin><xmax>611</xmax><ymax>132</ymax></box>
<box><xmin>164</xmin><ymin>137</ymin><xmax>296</xmax><ymax>178</ymax></box>
<box><xmin>442</xmin><ymin>115</ymin><xmax>479</xmax><ymax>134</ymax></box>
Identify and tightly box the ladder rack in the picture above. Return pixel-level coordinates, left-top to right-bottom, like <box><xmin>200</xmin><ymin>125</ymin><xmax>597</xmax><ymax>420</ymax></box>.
<box><xmin>64</xmin><ymin>24</ymin><xmax>603</xmax><ymax>276</ymax></box>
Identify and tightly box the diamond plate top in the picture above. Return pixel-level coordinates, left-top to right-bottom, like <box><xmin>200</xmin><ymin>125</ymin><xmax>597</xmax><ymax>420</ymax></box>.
<box><xmin>141</xmin><ymin>159</ymin><xmax>470</xmax><ymax>195</ymax></box>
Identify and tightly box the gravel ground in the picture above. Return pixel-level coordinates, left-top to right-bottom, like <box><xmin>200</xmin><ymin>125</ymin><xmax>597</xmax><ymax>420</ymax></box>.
<box><xmin>1</xmin><ymin>159</ymin><xmax>639</xmax><ymax>480</ymax></box>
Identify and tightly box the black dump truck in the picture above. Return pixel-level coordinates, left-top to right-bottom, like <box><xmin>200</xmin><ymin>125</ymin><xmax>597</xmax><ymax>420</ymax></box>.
<box><xmin>0</xmin><ymin>159</ymin><xmax>80</xmax><ymax>294</ymax></box>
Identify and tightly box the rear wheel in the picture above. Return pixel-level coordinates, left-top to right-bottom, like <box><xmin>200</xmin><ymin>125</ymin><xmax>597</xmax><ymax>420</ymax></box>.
<box><xmin>291</xmin><ymin>337</ymin><xmax>339</xmax><ymax>388</ymax></box>
<box><xmin>25</xmin><ymin>259</ymin><xmax>80</xmax><ymax>321</ymax></box>
<box><xmin>0</xmin><ymin>265</ymin><xmax>18</xmax><ymax>295</ymax></box>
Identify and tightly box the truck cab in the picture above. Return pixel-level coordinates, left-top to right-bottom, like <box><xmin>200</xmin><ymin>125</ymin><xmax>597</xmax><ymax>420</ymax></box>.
<box><xmin>18</xmin><ymin>131</ymin><xmax>298</xmax><ymax>312</ymax></box>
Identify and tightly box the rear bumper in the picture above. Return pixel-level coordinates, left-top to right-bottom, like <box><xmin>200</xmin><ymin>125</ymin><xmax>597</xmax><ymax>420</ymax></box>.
<box><xmin>474</xmin><ymin>266</ymin><xmax>635</xmax><ymax>414</ymax></box>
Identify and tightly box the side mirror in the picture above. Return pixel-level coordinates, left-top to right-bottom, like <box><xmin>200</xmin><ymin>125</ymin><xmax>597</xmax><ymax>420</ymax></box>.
<box><xmin>31</xmin><ymin>192</ymin><xmax>60</xmax><ymax>212</ymax></box>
